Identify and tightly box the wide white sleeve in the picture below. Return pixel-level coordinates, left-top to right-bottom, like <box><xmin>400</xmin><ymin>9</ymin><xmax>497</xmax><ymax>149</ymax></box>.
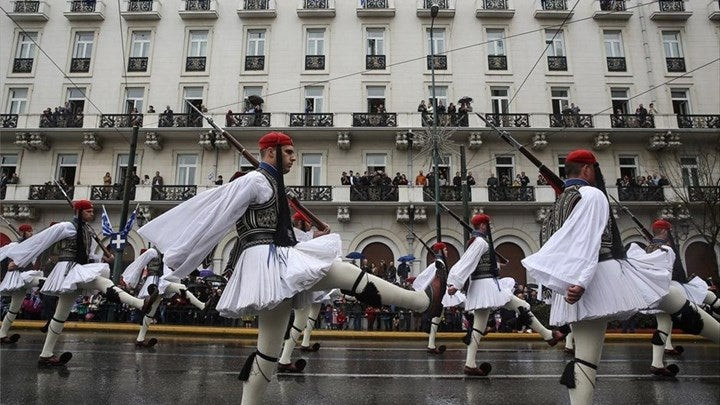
<box><xmin>447</xmin><ymin>237</ymin><xmax>489</xmax><ymax>288</ymax></box>
<box><xmin>7</xmin><ymin>222</ymin><xmax>76</xmax><ymax>267</ymax></box>
<box><xmin>0</xmin><ymin>242</ymin><xmax>18</xmax><ymax>261</ymax></box>
<box><xmin>138</xmin><ymin>172</ymin><xmax>268</xmax><ymax>279</ymax></box>
<box><xmin>121</xmin><ymin>248</ymin><xmax>158</xmax><ymax>288</ymax></box>
<box><xmin>293</xmin><ymin>228</ymin><xmax>313</xmax><ymax>243</ymax></box>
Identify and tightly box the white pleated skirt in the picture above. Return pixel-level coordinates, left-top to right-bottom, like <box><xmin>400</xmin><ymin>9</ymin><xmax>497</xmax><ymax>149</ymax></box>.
<box><xmin>217</xmin><ymin>233</ymin><xmax>342</xmax><ymax>318</ymax></box>
<box><xmin>0</xmin><ymin>270</ymin><xmax>44</xmax><ymax>294</ymax></box>
<box><xmin>138</xmin><ymin>274</ymin><xmax>177</xmax><ymax>299</ymax></box>
<box><xmin>678</xmin><ymin>277</ymin><xmax>708</xmax><ymax>305</ymax></box>
<box><xmin>442</xmin><ymin>291</ymin><xmax>466</xmax><ymax>308</ymax></box>
<box><xmin>464</xmin><ymin>277</ymin><xmax>515</xmax><ymax>311</ymax></box>
<box><xmin>312</xmin><ymin>288</ymin><xmax>341</xmax><ymax>304</ymax></box>
<box><xmin>41</xmin><ymin>261</ymin><xmax>110</xmax><ymax>296</ymax></box>
<box><xmin>412</xmin><ymin>265</ymin><xmax>465</xmax><ymax>308</ymax></box>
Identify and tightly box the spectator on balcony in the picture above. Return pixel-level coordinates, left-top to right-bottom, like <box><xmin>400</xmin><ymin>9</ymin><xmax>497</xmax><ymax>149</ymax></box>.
<box><xmin>392</xmin><ymin>172</ymin><xmax>403</xmax><ymax>186</ymax></box>
<box><xmin>648</xmin><ymin>103</ymin><xmax>658</xmax><ymax>116</ymax></box>
<box><xmin>426</xmin><ymin>170</ymin><xmax>435</xmax><ymax>188</ymax></box>
<box><xmin>415</xmin><ymin>170</ymin><xmax>427</xmax><ymax>186</ymax></box>
<box><xmin>467</xmin><ymin>172</ymin><xmax>476</xmax><ymax>186</ymax></box>
<box><xmin>147</xmin><ymin>105</ymin><xmax>156</xmax><ymax>114</ymax></box>
<box><xmin>399</xmin><ymin>174</ymin><xmax>409</xmax><ymax>186</ymax></box>
<box><xmin>160</xmin><ymin>106</ymin><xmax>174</xmax><ymax>127</ymax></box>
<box><xmin>141</xmin><ymin>174</ymin><xmax>151</xmax><ymax>185</ymax></box>
<box><xmin>129</xmin><ymin>108</ymin><xmax>142</xmax><ymax>126</ymax></box>
<box><xmin>376</xmin><ymin>104</ymin><xmax>386</xmax><ymax>114</ymax></box>
<box><xmin>487</xmin><ymin>173</ymin><xmax>499</xmax><ymax>188</ymax></box>
<box><xmin>500</xmin><ymin>174</ymin><xmax>511</xmax><ymax>187</ymax></box>
<box><xmin>340</xmin><ymin>172</ymin><xmax>350</xmax><ymax>185</ymax></box>
<box><xmin>437</xmin><ymin>101</ymin><xmax>446</xmax><ymax>114</ymax></box>
<box><xmin>614</xmin><ymin>108</ymin><xmax>626</xmax><ymax>128</ymax></box>
<box><xmin>40</xmin><ymin>108</ymin><xmax>53</xmax><ymax>127</ymax></box>
<box><xmin>214</xmin><ymin>175</ymin><xmax>224</xmax><ymax>186</ymax></box>
<box><xmin>636</xmin><ymin>104</ymin><xmax>648</xmax><ymax>127</ymax></box>
<box><xmin>537</xmin><ymin>174</ymin><xmax>548</xmax><ymax>186</ymax></box>
<box><xmin>519</xmin><ymin>171</ymin><xmax>530</xmax><ymax>187</ymax></box>
<box><xmin>657</xmin><ymin>175</ymin><xmax>670</xmax><ymax>186</ymax></box>
<box><xmin>131</xmin><ymin>171</ymin><xmax>141</xmax><ymax>186</ymax></box>
<box><xmin>349</xmin><ymin>170</ymin><xmax>359</xmax><ymax>186</ymax></box>
<box><xmin>452</xmin><ymin>172</ymin><xmax>462</xmax><ymax>188</ymax></box>
<box><xmin>226</xmin><ymin>110</ymin><xmax>239</xmax><ymax>127</ymax></box>
<box><xmin>103</xmin><ymin>172</ymin><xmax>112</xmax><ymax>186</ymax></box>
<box><xmin>438</xmin><ymin>174</ymin><xmax>448</xmax><ymax>187</ymax></box>
<box><xmin>570</xmin><ymin>103</ymin><xmax>581</xmax><ymax>116</ymax></box>
<box><xmin>152</xmin><ymin>171</ymin><xmax>164</xmax><ymax>187</ymax></box>
<box><xmin>8</xmin><ymin>173</ymin><xmax>19</xmax><ymax>184</ymax></box>
<box><xmin>447</xmin><ymin>103</ymin><xmax>456</xmax><ymax>115</ymax></box>
<box><xmin>512</xmin><ymin>175</ymin><xmax>522</xmax><ymax>187</ymax></box>
<box><xmin>417</xmin><ymin>100</ymin><xmax>428</xmax><ymax>114</ymax></box>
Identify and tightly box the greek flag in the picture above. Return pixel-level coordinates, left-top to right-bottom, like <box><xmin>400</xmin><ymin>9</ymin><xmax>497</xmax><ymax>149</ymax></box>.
<box><xmin>101</xmin><ymin>206</ymin><xmax>114</xmax><ymax>236</ymax></box>
<box><xmin>121</xmin><ymin>207</ymin><xmax>138</xmax><ymax>237</ymax></box>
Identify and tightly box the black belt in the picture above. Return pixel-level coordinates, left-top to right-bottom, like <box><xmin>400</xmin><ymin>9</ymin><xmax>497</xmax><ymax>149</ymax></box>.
<box><xmin>471</xmin><ymin>273</ymin><xmax>495</xmax><ymax>281</ymax></box>
<box><xmin>237</xmin><ymin>232</ymin><xmax>275</xmax><ymax>247</ymax></box>
<box><xmin>598</xmin><ymin>252</ymin><xmax>614</xmax><ymax>262</ymax></box>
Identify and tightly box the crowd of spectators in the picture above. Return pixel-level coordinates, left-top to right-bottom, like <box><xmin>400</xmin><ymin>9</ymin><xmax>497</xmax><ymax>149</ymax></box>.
<box><xmin>418</xmin><ymin>97</ymin><xmax>472</xmax><ymax>127</ymax></box>
<box><xmin>340</xmin><ymin>170</ymin><xmax>399</xmax><ymax>187</ymax></box>
<box><xmin>40</xmin><ymin>104</ymin><xmax>83</xmax><ymax>128</ymax></box>
<box><xmin>616</xmin><ymin>173</ymin><xmax>670</xmax><ymax>188</ymax></box>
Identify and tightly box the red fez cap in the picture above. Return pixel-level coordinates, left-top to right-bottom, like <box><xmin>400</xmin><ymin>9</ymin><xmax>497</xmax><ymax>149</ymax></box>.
<box><xmin>431</xmin><ymin>242</ymin><xmax>446</xmax><ymax>252</ymax></box>
<box><xmin>258</xmin><ymin>132</ymin><xmax>293</xmax><ymax>150</ymax></box>
<box><xmin>471</xmin><ymin>214</ymin><xmax>491</xmax><ymax>227</ymax></box>
<box><xmin>73</xmin><ymin>199</ymin><xmax>93</xmax><ymax>211</ymax></box>
<box><xmin>652</xmin><ymin>219</ymin><xmax>672</xmax><ymax>231</ymax></box>
<box><xmin>18</xmin><ymin>224</ymin><xmax>33</xmax><ymax>233</ymax></box>
<box><xmin>292</xmin><ymin>211</ymin><xmax>309</xmax><ymax>223</ymax></box>
<box><xmin>565</xmin><ymin>149</ymin><xmax>597</xmax><ymax>165</ymax></box>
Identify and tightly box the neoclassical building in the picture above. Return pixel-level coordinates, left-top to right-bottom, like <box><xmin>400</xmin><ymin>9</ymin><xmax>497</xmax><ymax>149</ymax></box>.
<box><xmin>1</xmin><ymin>0</ymin><xmax>719</xmax><ymax>283</ymax></box>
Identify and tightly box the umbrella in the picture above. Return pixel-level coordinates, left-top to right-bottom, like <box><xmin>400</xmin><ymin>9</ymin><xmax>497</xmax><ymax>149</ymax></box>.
<box><xmin>459</xmin><ymin>96</ymin><xmax>473</xmax><ymax>104</ymax></box>
<box><xmin>345</xmin><ymin>252</ymin><xmax>365</xmax><ymax>260</ymax></box>
<box><xmin>198</xmin><ymin>270</ymin><xmax>214</xmax><ymax>278</ymax></box>
<box><xmin>247</xmin><ymin>95</ymin><xmax>264</xmax><ymax>106</ymax></box>
<box><xmin>202</xmin><ymin>274</ymin><xmax>228</xmax><ymax>285</ymax></box>
<box><xmin>527</xmin><ymin>283</ymin><xmax>539</xmax><ymax>289</ymax></box>
<box><xmin>398</xmin><ymin>254</ymin><xmax>415</xmax><ymax>263</ymax></box>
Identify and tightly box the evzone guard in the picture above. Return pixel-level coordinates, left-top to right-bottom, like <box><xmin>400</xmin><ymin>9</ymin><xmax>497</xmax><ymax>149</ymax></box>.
<box><xmin>138</xmin><ymin>132</ymin><xmax>446</xmax><ymax>404</ymax></box>
<box><xmin>521</xmin><ymin>149</ymin><xmax>720</xmax><ymax>405</ymax></box>
<box><xmin>0</xmin><ymin>224</ymin><xmax>44</xmax><ymax>345</ymax></box>
<box><xmin>446</xmin><ymin>213</ymin><xmax>568</xmax><ymax>376</ymax></box>
<box><xmin>4</xmin><ymin>199</ymin><xmax>160</xmax><ymax>366</ymax></box>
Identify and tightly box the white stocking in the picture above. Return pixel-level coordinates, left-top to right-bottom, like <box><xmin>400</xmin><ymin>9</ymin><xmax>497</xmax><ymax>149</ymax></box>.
<box><xmin>0</xmin><ymin>291</ymin><xmax>25</xmax><ymax>338</ymax></box>
<box><xmin>279</xmin><ymin>306</ymin><xmax>310</xmax><ymax>365</ymax></box>
<box><xmin>565</xmin><ymin>330</ymin><xmax>575</xmax><ymax>350</ymax></box>
<box><xmin>428</xmin><ymin>316</ymin><xmax>441</xmax><ymax>349</ymax></box>
<box><xmin>704</xmin><ymin>291</ymin><xmax>720</xmax><ymax>311</ymax></box>
<box><xmin>166</xmin><ymin>283</ymin><xmax>205</xmax><ymax>310</ymax></box>
<box><xmin>466</xmin><ymin>309</ymin><xmax>490</xmax><ymax>368</ymax></box>
<box><xmin>652</xmin><ymin>313</ymin><xmax>672</xmax><ymax>368</ymax></box>
<box><xmin>85</xmin><ymin>277</ymin><xmax>144</xmax><ymax>309</ymax></box>
<box><xmin>136</xmin><ymin>299</ymin><xmax>161</xmax><ymax>342</ymax></box>
<box><xmin>567</xmin><ymin>318</ymin><xmax>607</xmax><ymax>405</ymax></box>
<box><xmin>657</xmin><ymin>285</ymin><xmax>720</xmax><ymax>343</ymax></box>
<box><xmin>503</xmin><ymin>295</ymin><xmax>552</xmax><ymax>340</ymax></box>
<box><xmin>40</xmin><ymin>294</ymin><xmax>76</xmax><ymax>357</ymax></box>
<box><xmin>301</xmin><ymin>303</ymin><xmax>322</xmax><ymax>348</ymax></box>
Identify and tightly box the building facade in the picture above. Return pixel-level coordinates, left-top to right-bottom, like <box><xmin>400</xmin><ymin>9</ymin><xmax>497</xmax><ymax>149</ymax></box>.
<box><xmin>1</xmin><ymin>0</ymin><xmax>719</xmax><ymax>281</ymax></box>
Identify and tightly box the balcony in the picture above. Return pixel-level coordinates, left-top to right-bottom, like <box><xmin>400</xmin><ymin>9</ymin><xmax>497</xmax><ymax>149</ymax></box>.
<box><xmin>357</xmin><ymin>0</ymin><xmax>395</xmax><ymax>17</ymax></box>
<box><xmin>366</xmin><ymin>55</ymin><xmax>386</xmax><ymax>70</ymax></box>
<box><xmin>121</xmin><ymin>0</ymin><xmax>161</xmax><ymax>20</ymax></box>
<box><xmin>91</xmin><ymin>185</ymin><xmax>136</xmax><ymax>201</ymax></box>
<box><xmin>352</xmin><ymin>113</ymin><xmax>397</xmax><ymax>127</ymax></box>
<box><xmin>423</xmin><ymin>186</ymin><xmax>467</xmax><ymax>202</ymax></box>
<box><xmin>159</xmin><ymin>113</ymin><xmax>203</xmax><ymax>128</ymax></box>
<box><xmin>711</xmin><ymin>0</ymin><xmax>720</xmax><ymax>21</ymax></box>
<box><xmin>237</xmin><ymin>0</ymin><xmax>276</xmax><ymax>18</ymax></box>
<box><xmin>64</xmin><ymin>1</ymin><xmax>105</xmax><ymax>21</ymax></box>
<box><xmin>427</xmin><ymin>55</ymin><xmax>447</xmax><ymax>70</ymax></box>
<box><xmin>127</xmin><ymin>56</ymin><xmax>148</xmax><ymax>72</ymax></box>
<box><xmin>487</xmin><ymin>55</ymin><xmax>507</xmax><ymax>70</ymax></box>
<box><xmin>70</xmin><ymin>58</ymin><xmax>91</xmax><ymax>73</ymax></box>
<box><xmin>547</xmin><ymin>56</ymin><xmax>567</xmax><ymax>71</ymax></box>
<box><xmin>593</xmin><ymin>0</ymin><xmax>632</xmax><ymax>20</ymax></box>
<box><xmin>1</xmin><ymin>115</ymin><xmax>19</xmax><ymax>128</ymax></box>
<box><xmin>676</xmin><ymin>114</ymin><xmax>720</xmax><ymax>129</ymax></box>
<box><xmin>417</xmin><ymin>0</ymin><xmax>454</xmax><ymax>18</ymax></box>
<box><xmin>286</xmin><ymin>186</ymin><xmax>332</xmax><ymax>201</ymax></box>
<box><xmin>350</xmin><ymin>185</ymin><xmax>398</xmax><ymax>202</ymax></box>
<box><xmin>29</xmin><ymin>185</ymin><xmax>74</xmax><ymax>201</ymax></box>
<box><xmin>245</xmin><ymin>55</ymin><xmax>265</xmax><ymax>71</ymax></box>
<box><xmin>666</xmin><ymin>57</ymin><xmax>686</xmax><ymax>73</ymax></box>
<box><xmin>179</xmin><ymin>0</ymin><xmax>218</xmax><ymax>19</ymax></box>
<box><xmin>484</xmin><ymin>113</ymin><xmax>530</xmax><ymax>128</ymax></box>
<box><xmin>13</xmin><ymin>58</ymin><xmax>34</xmax><ymax>73</ymax></box>
<box><xmin>651</xmin><ymin>0</ymin><xmax>692</xmax><ymax>20</ymax></box>
<box><xmin>688</xmin><ymin>186</ymin><xmax>719</xmax><ymax>203</ymax></box>
<box><xmin>226</xmin><ymin>113</ymin><xmax>271</xmax><ymax>127</ymax></box>
<box><xmin>297</xmin><ymin>0</ymin><xmax>335</xmax><ymax>18</ymax></box>
<box><xmin>476</xmin><ymin>0</ymin><xmax>515</xmax><ymax>18</ymax></box>
<box><xmin>488</xmin><ymin>186</ymin><xmax>535</xmax><ymax>202</ymax></box>
<box><xmin>535</xmin><ymin>0</ymin><xmax>573</xmax><ymax>19</ymax></box>
<box><xmin>618</xmin><ymin>186</ymin><xmax>664</xmax><ymax>202</ymax></box>
<box><xmin>421</xmin><ymin>112</ymin><xmax>469</xmax><ymax>127</ymax></box>
<box><xmin>151</xmin><ymin>186</ymin><xmax>197</xmax><ymax>201</ymax></box>
<box><xmin>99</xmin><ymin>114</ymin><xmax>143</xmax><ymax>128</ymax></box>
<box><xmin>7</xmin><ymin>1</ymin><xmax>49</xmax><ymax>21</ymax></box>
<box><xmin>549</xmin><ymin>113</ymin><xmax>594</xmax><ymax>128</ymax></box>
<box><xmin>185</xmin><ymin>56</ymin><xmax>206</xmax><ymax>72</ymax></box>
<box><xmin>40</xmin><ymin>112</ymin><xmax>84</xmax><ymax>128</ymax></box>
<box><xmin>610</xmin><ymin>114</ymin><xmax>655</xmax><ymax>128</ymax></box>
<box><xmin>289</xmin><ymin>113</ymin><xmax>334</xmax><ymax>127</ymax></box>
<box><xmin>305</xmin><ymin>55</ymin><xmax>326</xmax><ymax>70</ymax></box>
<box><xmin>606</xmin><ymin>56</ymin><xmax>626</xmax><ymax>72</ymax></box>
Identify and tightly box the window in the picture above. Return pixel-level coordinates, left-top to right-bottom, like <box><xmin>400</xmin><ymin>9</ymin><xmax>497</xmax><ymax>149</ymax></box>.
<box><xmin>671</xmin><ymin>89</ymin><xmax>690</xmax><ymax>115</ymax></box>
<box><xmin>183</xmin><ymin>87</ymin><xmax>203</xmax><ymax>113</ymax></box>
<box><xmin>0</xmin><ymin>154</ymin><xmax>18</xmax><ymax>178</ymax></box>
<box><xmin>116</xmin><ymin>154</ymin><xmax>139</xmax><ymax>184</ymax></box>
<box><xmin>427</xmin><ymin>28</ymin><xmax>446</xmax><ymax>54</ymax></box>
<box><xmin>437</xmin><ymin>154</ymin><xmax>451</xmax><ymax>181</ymax></box>
<box><xmin>67</xmin><ymin>87</ymin><xmax>86</xmax><ymax>114</ymax></box>
<box><xmin>662</xmin><ymin>31</ymin><xmax>683</xmax><ymax>58</ymax></box>
<box><xmin>239</xmin><ymin>152</ymin><xmax>259</xmax><ymax>173</ymax></box>
<box><xmin>428</xmin><ymin>85</ymin><xmax>448</xmax><ymax>111</ymax></box>
<box><xmin>188</xmin><ymin>30</ymin><xmax>208</xmax><ymax>57</ymax></box>
<box><xmin>487</xmin><ymin>29</ymin><xmax>505</xmax><ymax>56</ymax></box>
<box><xmin>302</xmin><ymin>153</ymin><xmax>322</xmax><ymax>186</ymax></box>
<box><xmin>176</xmin><ymin>154</ymin><xmax>198</xmax><ymax>185</ymax></box>
<box><xmin>366</xmin><ymin>86</ymin><xmax>386</xmax><ymax>113</ymax></box>
<box><xmin>304</xmin><ymin>87</ymin><xmax>324</xmax><ymax>113</ymax></box>
<box><xmin>73</xmin><ymin>32</ymin><xmax>94</xmax><ymax>58</ymax></box>
<box><xmin>306</xmin><ymin>29</ymin><xmax>325</xmax><ymax>56</ymax></box>
<box><xmin>495</xmin><ymin>155</ymin><xmax>515</xmax><ymax>182</ymax></box>
<box><xmin>680</xmin><ymin>157</ymin><xmax>699</xmax><ymax>187</ymax></box>
<box><xmin>7</xmin><ymin>88</ymin><xmax>28</xmax><ymax>114</ymax></box>
<box><xmin>545</xmin><ymin>30</ymin><xmax>565</xmax><ymax>57</ymax></box>
<box><xmin>618</xmin><ymin>155</ymin><xmax>638</xmax><ymax>182</ymax></box>
<box><xmin>551</xmin><ymin>88</ymin><xmax>570</xmax><ymax>115</ymax></box>
<box><xmin>125</xmin><ymin>88</ymin><xmax>144</xmax><ymax>113</ymax></box>
<box><xmin>603</xmin><ymin>31</ymin><xmax>624</xmax><ymax>57</ymax></box>
<box><xmin>366</xmin><ymin>153</ymin><xmax>387</xmax><ymax>174</ymax></box>
<box><xmin>243</xmin><ymin>86</ymin><xmax>262</xmax><ymax>112</ymax></box>
<box><xmin>557</xmin><ymin>155</ymin><xmax>567</xmax><ymax>180</ymax></box>
<box><xmin>611</xmin><ymin>88</ymin><xmax>629</xmax><ymax>114</ymax></box>
<box><xmin>15</xmin><ymin>32</ymin><xmax>37</xmax><ymax>59</ymax></box>
<box><xmin>247</xmin><ymin>29</ymin><xmax>265</xmax><ymax>56</ymax></box>
<box><xmin>56</xmin><ymin>154</ymin><xmax>79</xmax><ymax>185</ymax></box>
<box><xmin>367</xmin><ymin>28</ymin><xmax>384</xmax><ymax>56</ymax></box>
<box><xmin>490</xmin><ymin>87</ymin><xmax>509</xmax><ymax>114</ymax></box>
<box><xmin>130</xmin><ymin>31</ymin><xmax>150</xmax><ymax>58</ymax></box>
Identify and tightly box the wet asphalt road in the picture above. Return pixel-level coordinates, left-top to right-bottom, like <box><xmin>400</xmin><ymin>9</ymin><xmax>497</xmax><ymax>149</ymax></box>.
<box><xmin>1</xmin><ymin>331</ymin><xmax>718</xmax><ymax>405</ymax></box>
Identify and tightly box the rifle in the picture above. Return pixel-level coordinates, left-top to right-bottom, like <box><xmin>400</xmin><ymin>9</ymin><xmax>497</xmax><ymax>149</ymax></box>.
<box><xmin>607</xmin><ymin>194</ymin><xmax>654</xmax><ymax>241</ymax></box>
<box><xmin>52</xmin><ymin>178</ymin><xmax>113</xmax><ymax>257</ymax></box>
<box><xmin>0</xmin><ymin>216</ymin><xmax>21</xmax><ymax>238</ymax></box>
<box><xmin>186</xmin><ymin>101</ymin><xmax>328</xmax><ymax>232</ymax></box>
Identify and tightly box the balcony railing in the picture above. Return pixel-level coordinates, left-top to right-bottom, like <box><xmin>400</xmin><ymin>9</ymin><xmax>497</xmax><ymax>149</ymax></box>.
<box><xmin>91</xmin><ymin>185</ymin><xmax>136</xmax><ymax>200</ymax></box>
<box><xmin>363</xmin><ymin>0</ymin><xmax>388</xmax><ymax>8</ymax></box>
<box><xmin>350</xmin><ymin>185</ymin><xmax>399</xmax><ymax>202</ymax></box>
<box><xmin>549</xmin><ymin>113</ymin><xmax>594</xmax><ymax>128</ymax></box>
<box><xmin>484</xmin><ymin>113</ymin><xmax>530</xmax><ymax>128</ymax></box>
<box><xmin>304</xmin><ymin>0</ymin><xmax>328</xmax><ymax>8</ymax></box>
<box><xmin>352</xmin><ymin>113</ymin><xmax>397</xmax><ymax>127</ymax></box>
<box><xmin>610</xmin><ymin>114</ymin><xmax>655</xmax><ymax>128</ymax></box>
<box><xmin>423</xmin><ymin>186</ymin><xmax>466</xmax><ymax>202</ymax></box>
<box><xmin>14</xmin><ymin>1</ymin><xmax>39</xmax><ymax>12</ymax></box>
<box><xmin>285</xmin><ymin>186</ymin><xmax>332</xmax><ymax>201</ymax></box>
<box><xmin>688</xmin><ymin>186</ymin><xmax>719</xmax><ymax>202</ymax></box>
<box><xmin>676</xmin><ymin>114</ymin><xmax>720</xmax><ymax>129</ymax></box>
<box><xmin>100</xmin><ymin>114</ymin><xmax>143</xmax><ymax>128</ymax></box>
<box><xmin>13</xmin><ymin>58</ymin><xmax>33</xmax><ymax>73</ymax></box>
<box><xmin>71</xmin><ymin>0</ymin><xmax>97</xmax><ymax>12</ymax></box>
<box><xmin>547</xmin><ymin>56</ymin><xmax>567</xmax><ymax>71</ymax></box>
<box><xmin>29</xmin><ymin>185</ymin><xmax>74</xmax><ymax>200</ymax></box>
<box><xmin>618</xmin><ymin>186</ymin><xmax>664</xmax><ymax>202</ymax></box>
<box><xmin>226</xmin><ymin>113</ymin><xmax>271</xmax><ymax>127</ymax></box>
<box><xmin>606</xmin><ymin>56</ymin><xmax>626</xmax><ymax>72</ymax></box>
<box><xmin>541</xmin><ymin>0</ymin><xmax>567</xmax><ymax>11</ymax></box>
<box><xmin>127</xmin><ymin>56</ymin><xmax>148</xmax><ymax>72</ymax></box>
<box><xmin>424</xmin><ymin>0</ymin><xmax>448</xmax><ymax>8</ymax></box>
<box><xmin>1</xmin><ymin>114</ymin><xmax>19</xmax><ymax>128</ymax></box>
<box><xmin>159</xmin><ymin>113</ymin><xmax>203</xmax><ymax>128</ymax></box>
<box><xmin>305</xmin><ymin>55</ymin><xmax>325</xmax><ymax>70</ymax></box>
<box><xmin>40</xmin><ymin>112</ymin><xmax>84</xmax><ymax>128</ymax></box>
<box><xmin>421</xmin><ymin>112</ymin><xmax>469</xmax><ymax>127</ymax></box>
<box><xmin>185</xmin><ymin>0</ymin><xmax>211</xmax><ymax>11</ymax></box>
<box><xmin>366</xmin><ymin>55</ymin><xmax>386</xmax><ymax>70</ymax></box>
<box><xmin>289</xmin><ymin>113</ymin><xmax>334</xmax><ymax>127</ymax></box>
<box><xmin>186</xmin><ymin>56</ymin><xmax>206</xmax><ymax>71</ymax></box>
<box><xmin>488</xmin><ymin>186</ymin><xmax>535</xmax><ymax>202</ymax></box>
<box><xmin>70</xmin><ymin>58</ymin><xmax>91</xmax><ymax>73</ymax></box>
<box><xmin>128</xmin><ymin>0</ymin><xmax>153</xmax><ymax>11</ymax></box>
<box><xmin>484</xmin><ymin>0</ymin><xmax>508</xmax><ymax>10</ymax></box>
<box><xmin>666</xmin><ymin>57</ymin><xmax>686</xmax><ymax>72</ymax></box>
<box><xmin>151</xmin><ymin>185</ymin><xmax>197</xmax><ymax>201</ymax></box>
<box><xmin>427</xmin><ymin>55</ymin><xmax>447</xmax><ymax>70</ymax></box>
<box><xmin>245</xmin><ymin>55</ymin><xmax>265</xmax><ymax>70</ymax></box>
<box><xmin>600</xmin><ymin>0</ymin><xmax>626</xmax><ymax>11</ymax></box>
<box><xmin>244</xmin><ymin>0</ymin><xmax>269</xmax><ymax>10</ymax></box>
<box><xmin>659</xmin><ymin>0</ymin><xmax>685</xmax><ymax>12</ymax></box>
<box><xmin>487</xmin><ymin>55</ymin><xmax>507</xmax><ymax>70</ymax></box>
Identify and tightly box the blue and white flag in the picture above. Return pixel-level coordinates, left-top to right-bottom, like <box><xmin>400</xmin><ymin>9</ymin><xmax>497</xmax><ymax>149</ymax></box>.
<box><xmin>101</xmin><ymin>205</ymin><xmax>114</xmax><ymax>237</ymax></box>
<box><xmin>121</xmin><ymin>207</ymin><xmax>138</xmax><ymax>237</ymax></box>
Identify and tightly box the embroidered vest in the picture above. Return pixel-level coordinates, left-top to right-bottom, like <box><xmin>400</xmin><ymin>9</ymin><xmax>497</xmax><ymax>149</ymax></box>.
<box><xmin>470</xmin><ymin>234</ymin><xmax>496</xmax><ymax>280</ymax></box>
<box><xmin>234</xmin><ymin>168</ymin><xmax>280</xmax><ymax>252</ymax></box>
<box><xmin>57</xmin><ymin>220</ymin><xmax>92</xmax><ymax>264</ymax></box>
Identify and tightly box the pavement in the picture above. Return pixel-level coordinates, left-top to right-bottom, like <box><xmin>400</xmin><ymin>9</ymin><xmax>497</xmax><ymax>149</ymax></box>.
<box><xmin>1</xmin><ymin>327</ymin><xmax>718</xmax><ymax>405</ymax></box>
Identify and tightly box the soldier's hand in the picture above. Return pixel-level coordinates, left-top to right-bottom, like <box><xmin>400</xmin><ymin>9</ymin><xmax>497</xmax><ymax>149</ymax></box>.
<box><xmin>447</xmin><ymin>285</ymin><xmax>458</xmax><ymax>296</ymax></box>
<box><xmin>313</xmin><ymin>226</ymin><xmax>330</xmax><ymax>238</ymax></box>
<box><xmin>564</xmin><ymin>285</ymin><xmax>585</xmax><ymax>304</ymax></box>
<box><xmin>103</xmin><ymin>254</ymin><xmax>115</xmax><ymax>263</ymax></box>
<box><xmin>7</xmin><ymin>261</ymin><xmax>17</xmax><ymax>271</ymax></box>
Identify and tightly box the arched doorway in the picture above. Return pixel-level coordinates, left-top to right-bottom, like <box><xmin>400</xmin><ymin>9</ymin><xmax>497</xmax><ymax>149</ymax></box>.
<box><xmin>496</xmin><ymin>242</ymin><xmax>527</xmax><ymax>285</ymax></box>
<box><xmin>0</xmin><ymin>232</ymin><xmax>10</xmax><ymax>247</ymax></box>
<box><xmin>361</xmin><ymin>242</ymin><xmax>394</xmax><ymax>276</ymax></box>
<box><xmin>685</xmin><ymin>241</ymin><xmax>718</xmax><ymax>283</ymax></box>
<box><xmin>425</xmin><ymin>243</ymin><xmax>460</xmax><ymax>269</ymax></box>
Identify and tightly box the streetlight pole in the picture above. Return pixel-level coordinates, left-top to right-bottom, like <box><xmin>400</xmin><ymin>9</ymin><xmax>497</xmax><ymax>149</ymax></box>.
<box><xmin>430</xmin><ymin>1</ymin><xmax>441</xmax><ymax>242</ymax></box>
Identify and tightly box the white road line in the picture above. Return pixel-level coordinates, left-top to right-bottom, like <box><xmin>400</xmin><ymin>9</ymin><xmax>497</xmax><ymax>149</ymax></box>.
<box><xmin>276</xmin><ymin>372</ymin><xmax>720</xmax><ymax>380</ymax></box>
